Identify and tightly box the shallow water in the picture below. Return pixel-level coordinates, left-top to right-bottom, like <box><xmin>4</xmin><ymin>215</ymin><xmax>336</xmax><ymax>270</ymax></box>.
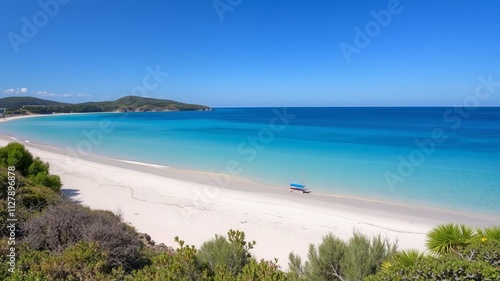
<box><xmin>1</xmin><ymin>107</ymin><xmax>499</xmax><ymax>215</ymax></box>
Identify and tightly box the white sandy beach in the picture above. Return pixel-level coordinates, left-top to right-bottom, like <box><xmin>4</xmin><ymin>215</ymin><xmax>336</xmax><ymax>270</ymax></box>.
<box><xmin>0</xmin><ymin>115</ymin><xmax>498</xmax><ymax>268</ymax></box>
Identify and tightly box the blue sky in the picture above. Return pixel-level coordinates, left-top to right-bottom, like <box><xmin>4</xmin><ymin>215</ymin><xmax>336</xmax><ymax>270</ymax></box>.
<box><xmin>1</xmin><ymin>0</ymin><xmax>500</xmax><ymax>106</ymax></box>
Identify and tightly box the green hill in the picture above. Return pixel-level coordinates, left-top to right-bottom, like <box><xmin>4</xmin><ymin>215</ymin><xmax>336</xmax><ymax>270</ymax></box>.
<box><xmin>0</xmin><ymin>96</ymin><xmax>69</xmax><ymax>108</ymax></box>
<box><xmin>87</xmin><ymin>96</ymin><xmax>211</xmax><ymax>112</ymax></box>
<box><xmin>1</xmin><ymin>96</ymin><xmax>211</xmax><ymax>114</ymax></box>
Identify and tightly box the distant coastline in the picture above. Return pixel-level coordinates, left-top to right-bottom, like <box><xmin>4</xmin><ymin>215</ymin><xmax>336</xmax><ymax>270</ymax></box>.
<box><xmin>0</xmin><ymin>95</ymin><xmax>212</xmax><ymax>114</ymax></box>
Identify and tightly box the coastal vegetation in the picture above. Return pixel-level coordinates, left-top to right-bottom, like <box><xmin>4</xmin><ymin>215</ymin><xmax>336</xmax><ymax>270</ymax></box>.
<box><xmin>0</xmin><ymin>96</ymin><xmax>211</xmax><ymax>114</ymax></box>
<box><xmin>0</xmin><ymin>97</ymin><xmax>68</xmax><ymax>109</ymax></box>
<box><xmin>0</xmin><ymin>143</ymin><xmax>498</xmax><ymax>280</ymax></box>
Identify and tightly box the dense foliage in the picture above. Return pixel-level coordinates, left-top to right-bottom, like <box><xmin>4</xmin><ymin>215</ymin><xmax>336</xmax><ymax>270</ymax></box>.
<box><xmin>0</xmin><ymin>143</ymin><xmax>498</xmax><ymax>280</ymax></box>
<box><xmin>0</xmin><ymin>143</ymin><xmax>61</xmax><ymax>192</ymax></box>
<box><xmin>367</xmin><ymin>224</ymin><xmax>500</xmax><ymax>280</ymax></box>
<box><xmin>288</xmin><ymin>231</ymin><xmax>397</xmax><ymax>281</ymax></box>
<box><xmin>366</xmin><ymin>254</ymin><xmax>500</xmax><ymax>280</ymax></box>
<box><xmin>197</xmin><ymin>229</ymin><xmax>256</xmax><ymax>276</ymax></box>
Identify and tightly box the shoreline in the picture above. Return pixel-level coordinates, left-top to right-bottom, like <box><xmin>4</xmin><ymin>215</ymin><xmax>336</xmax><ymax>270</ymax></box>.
<box><xmin>0</xmin><ymin>125</ymin><xmax>497</xmax><ymax>222</ymax></box>
<box><xmin>0</xmin><ymin>112</ymin><xmax>498</xmax><ymax>221</ymax></box>
<box><xmin>0</xmin><ymin>134</ymin><xmax>499</xmax><ymax>268</ymax></box>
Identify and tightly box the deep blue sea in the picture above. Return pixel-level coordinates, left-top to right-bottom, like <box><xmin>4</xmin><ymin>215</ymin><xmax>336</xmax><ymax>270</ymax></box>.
<box><xmin>1</xmin><ymin>107</ymin><xmax>499</xmax><ymax>215</ymax></box>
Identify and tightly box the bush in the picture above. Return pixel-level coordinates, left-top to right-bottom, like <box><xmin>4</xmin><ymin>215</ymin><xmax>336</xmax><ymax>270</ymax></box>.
<box><xmin>2</xmin><ymin>242</ymin><xmax>126</xmax><ymax>281</ymax></box>
<box><xmin>0</xmin><ymin>166</ymin><xmax>61</xmax><ymax>238</ymax></box>
<box><xmin>380</xmin><ymin>249</ymin><xmax>425</xmax><ymax>271</ymax></box>
<box><xmin>197</xmin><ymin>229</ymin><xmax>255</xmax><ymax>277</ymax></box>
<box><xmin>365</xmin><ymin>255</ymin><xmax>500</xmax><ymax>280</ymax></box>
<box><xmin>369</xmin><ymin>224</ymin><xmax>500</xmax><ymax>280</ymax></box>
<box><xmin>22</xmin><ymin>202</ymin><xmax>142</xmax><ymax>269</ymax></box>
<box><xmin>288</xmin><ymin>231</ymin><xmax>396</xmax><ymax>281</ymax></box>
<box><xmin>458</xmin><ymin>239</ymin><xmax>500</xmax><ymax>268</ymax></box>
<box><xmin>0</xmin><ymin>143</ymin><xmax>33</xmax><ymax>176</ymax></box>
<box><xmin>476</xmin><ymin>226</ymin><xmax>500</xmax><ymax>241</ymax></box>
<box><xmin>27</xmin><ymin>157</ymin><xmax>48</xmax><ymax>176</ymax></box>
<box><xmin>237</xmin><ymin>258</ymin><xmax>288</xmax><ymax>281</ymax></box>
<box><xmin>0</xmin><ymin>167</ymin><xmax>14</xmax><ymax>199</ymax></box>
<box><xmin>0</xmin><ymin>144</ymin><xmax>61</xmax><ymax>192</ymax></box>
<box><xmin>16</xmin><ymin>182</ymin><xmax>61</xmax><ymax>212</ymax></box>
<box><xmin>128</xmin><ymin>231</ymin><xmax>284</xmax><ymax>281</ymax></box>
<box><xmin>127</xmin><ymin>237</ymin><xmax>212</xmax><ymax>281</ymax></box>
<box><xmin>28</xmin><ymin>171</ymin><xmax>62</xmax><ymax>192</ymax></box>
<box><xmin>426</xmin><ymin>223</ymin><xmax>475</xmax><ymax>255</ymax></box>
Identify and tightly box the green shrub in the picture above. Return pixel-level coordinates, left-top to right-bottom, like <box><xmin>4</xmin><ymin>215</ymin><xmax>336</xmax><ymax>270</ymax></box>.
<box><xmin>458</xmin><ymin>239</ymin><xmax>500</xmax><ymax>268</ymax></box>
<box><xmin>426</xmin><ymin>223</ymin><xmax>475</xmax><ymax>255</ymax></box>
<box><xmin>127</xmin><ymin>237</ymin><xmax>212</xmax><ymax>281</ymax></box>
<box><xmin>380</xmin><ymin>249</ymin><xmax>424</xmax><ymax>271</ymax></box>
<box><xmin>0</xmin><ymin>166</ymin><xmax>60</xmax><ymax>238</ymax></box>
<box><xmin>476</xmin><ymin>226</ymin><xmax>500</xmax><ymax>241</ymax></box>
<box><xmin>236</xmin><ymin>258</ymin><xmax>288</xmax><ymax>281</ymax></box>
<box><xmin>28</xmin><ymin>172</ymin><xmax>62</xmax><ymax>192</ymax></box>
<box><xmin>0</xmin><ymin>144</ymin><xmax>61</xmax><ymax>192</ymax></box>
<box><xmin>27</xmin><ymin>157</ymin><xmax>49</xmax><ymax>176</ymax></box>
<box><xmin>197</xmin><ymin>229</ymin><xmax>255</xmax><ymax>277</ymax></box>
<box><xmin>289</xmin><ymin>231</ymin><xmax>396</xmax><ymax>281</ymax></box>
<box><xmin>0</xmin><ymin>143</ymin><xmax>33</xmax><ymax>176</ymax></box>
<box><xmin>16</xmin><ymin>183</ymin><xmax>61</xmax><ymax>212</ymax></box>
<box><xmin>3</xmin><ymin>242</ymin><xmax>126</xmax><ymax>281</ymax></box>
<box><xmin>370</xmin><ymin>224</ymin><xmax>500</xmax><ymax>280</ymax></box>
<box><xmin>128</xmin><ymin>231</ymin><xmax>278</xmax><ymax>281</ymax></box>
<box><xmin>365</xmin><ymin>255</ymin><xmax>500</xmax><ymax>281</ymax></box>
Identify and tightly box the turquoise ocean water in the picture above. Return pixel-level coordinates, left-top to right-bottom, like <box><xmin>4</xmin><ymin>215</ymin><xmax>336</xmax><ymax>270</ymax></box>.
<box><xmin>1</xmin><ymin>107</ymin><xmax>499</xmax><ymax>215</ymax></box>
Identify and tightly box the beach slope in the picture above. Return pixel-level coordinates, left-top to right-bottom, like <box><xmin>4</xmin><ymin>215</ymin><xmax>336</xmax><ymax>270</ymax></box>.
<box><xmin>0</xmin><ymin>135</ymin><xmax>497</xmax><ymax>268</ymax></box>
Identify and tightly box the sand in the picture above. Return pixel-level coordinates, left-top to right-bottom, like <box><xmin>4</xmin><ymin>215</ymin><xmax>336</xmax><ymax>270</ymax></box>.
<box><xmin>1</xmin><ymin>115</ymin><xmax>498</xmax><ymax>269</ymax></box>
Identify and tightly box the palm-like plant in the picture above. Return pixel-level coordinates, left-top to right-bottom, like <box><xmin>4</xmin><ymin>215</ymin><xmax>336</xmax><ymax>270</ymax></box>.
<box><xmin>381</xmin><ymin>249</ymin><xmax>424</xmax><ymax>271</ymax></box>
<box><xmin>475</xmin><ymin>226</ymin><xmax>500</xmax><ymax>242</ymax></box>
<box><xmin>426</xmin><ymin>223</ymin><xmax>475</xmax><ymax>255</ymax></box>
